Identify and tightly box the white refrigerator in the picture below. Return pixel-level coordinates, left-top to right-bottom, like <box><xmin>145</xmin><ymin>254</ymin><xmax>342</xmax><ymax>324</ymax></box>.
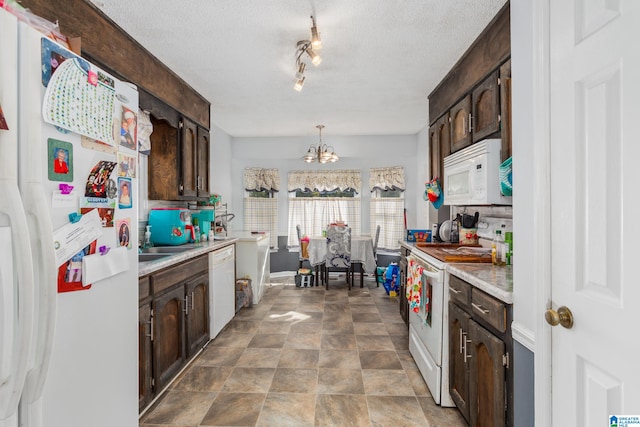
<box><xmin>0</xmin><ymin>8</ymin><xmax>138</xmax><ymax>427</ymax></box>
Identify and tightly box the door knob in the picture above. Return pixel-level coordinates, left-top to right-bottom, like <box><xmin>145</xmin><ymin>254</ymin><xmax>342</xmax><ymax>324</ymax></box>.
<box><xmin>545</xmin><ymin>306</ymin><xmax>574</xmax><ymax>329</ymax></box>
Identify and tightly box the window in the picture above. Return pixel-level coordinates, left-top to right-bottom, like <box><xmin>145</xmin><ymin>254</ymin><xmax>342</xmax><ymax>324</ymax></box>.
<box><xmin>248</xmin><ymin>189</ymin><xmax>272</xmax><ymax>198</ymax></box>
<box><xmin>370</xmin><ymin>167</ymin><xmax>405</xmax><ymax>251</ymax></box>
<box><xmin>294</xmin><ymin>189</ymin><xmax>356</xmax><ymax>198</ymax></box>
<box><xmin>243</xmin><ymin>168</ymin><xmax>279</xmax><ymax>248</ymax></box>
<box><xmin>287</xmin><ymin>170</ymin><xmax>362</xmax><ymax>247</ymax></box>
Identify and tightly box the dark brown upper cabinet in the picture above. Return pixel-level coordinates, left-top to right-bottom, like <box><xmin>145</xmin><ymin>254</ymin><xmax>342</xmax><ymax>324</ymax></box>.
<box><xmin>148</xmin><ymin>116</ymin><xmax>210</xmax><ymax>201</ymax></box>
<box><xmin>196</xmin><ymin>127</ymin><xmax>211</xmax><ymax>200</ymax></box>
<box><xmin>429</xmin><ymin>113</ymin><xmax>450</xmax><ymax>180</ymax></box>
<box><xmin>450</xmin><ymin>95</ymin><xmax>472</xmax><ymax>153</ymax></box>
<box><xmin>180</xmin><ymin>119</ymin><xmax>198</xmax><ymax>199</ymax></box>
<box><xmin>472</xmin><ymin>71</ymin><xmax>501</xmax><ymax>142</ymax></box>
<box><xmin>500</xmin><ymin>59</ymin><xmax>512</xmax><ymax>161</ymax></box>
<box><xmin>429</xmin><ymin>127</ymin><xmax>439</xmax><ymax>181</ymax></box>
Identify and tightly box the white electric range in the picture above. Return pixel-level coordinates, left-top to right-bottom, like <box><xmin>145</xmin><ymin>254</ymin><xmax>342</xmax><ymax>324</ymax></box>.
<box><xmin>407</xmin><ymin>243</ymin><xmax>492</xmax><ymax>407</ymax></box>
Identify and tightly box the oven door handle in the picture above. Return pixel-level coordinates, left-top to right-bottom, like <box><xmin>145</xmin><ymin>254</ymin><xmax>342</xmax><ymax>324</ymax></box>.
<box><xmin>422</xmin><ymin>268</ymin><xmax>443</xmax><ymax>282</ymax></box>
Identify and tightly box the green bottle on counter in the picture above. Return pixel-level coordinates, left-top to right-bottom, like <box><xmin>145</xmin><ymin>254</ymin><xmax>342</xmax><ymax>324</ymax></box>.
<box><xmin>504</xmin><ymin>231</ymin><xmax>513</xmax><ymax>266</ymax></box>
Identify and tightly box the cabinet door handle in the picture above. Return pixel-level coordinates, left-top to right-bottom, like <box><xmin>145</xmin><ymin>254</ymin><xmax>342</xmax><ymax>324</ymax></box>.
<box><xmin>184</xmin><ymin>295</ymin><xmax>189</xmax><ymax>315</ymax></box>
<box><xmin>472</xmin><ymin>302</ymin><xmax>490</xmax><ymax>314</ymax></box>
<box><xmin>468</xmin><ymin>113</ymin><xmax>473</xmax><ymax>133</ymax></box>
<box><xmin>459</xmin><ymin>329</ymin><xmax>464</xmax><ymax>354</ymax></box>
<box><xmin>191</xmin><ymin>291</ymin><xmax>195</xmax><ymax>310</ymax></box>
<box><xmin>462</xmin><ymin>115</ymin><xmax>466</xmax><ymax>136</ymax></box>
<box><xmin>449</xmin><ymin>287</ymin><xmax>461</xmax><ymax>294</ymax></box>
<box><xmin>146</xmin><ymin>319</ymin><xmax>154</xmax><ymax>341</ymax></box>
<box><xmin>463</xmin><ymin>333</ymin><xmax>472</xmax><ymax>362</ymax></box>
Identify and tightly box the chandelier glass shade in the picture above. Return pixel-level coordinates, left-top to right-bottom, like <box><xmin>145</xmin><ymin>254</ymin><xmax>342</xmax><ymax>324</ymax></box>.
<box><xmin>303</xmin><ymin>125</ymin><xmax>339</xmax><ymax>163</ymax></box>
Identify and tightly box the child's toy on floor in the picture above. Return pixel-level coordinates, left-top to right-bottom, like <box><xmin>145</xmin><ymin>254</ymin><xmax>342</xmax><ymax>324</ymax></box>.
<box><xmin>295</xmin><ymin>268</ymin><xmax>315</xmax><ymax>287</ymax></box>
<box><xmin>383</xmin><ymin>263</ymin><xmax>400</xmax><ymax>296</ymax></box>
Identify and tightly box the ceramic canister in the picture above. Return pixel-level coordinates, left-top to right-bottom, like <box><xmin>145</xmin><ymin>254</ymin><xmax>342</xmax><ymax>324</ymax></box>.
<box><xmin>460</xmin><ymin>228</ymin><xmax>478</xmax><ymax>245</ymax></box>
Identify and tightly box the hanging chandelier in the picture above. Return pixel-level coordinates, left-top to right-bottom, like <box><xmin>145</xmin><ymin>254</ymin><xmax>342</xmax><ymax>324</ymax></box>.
<box><xmin>302</xmin><ymin>125</ymin><xmax>339</xmax><ymax>163</ymax></box>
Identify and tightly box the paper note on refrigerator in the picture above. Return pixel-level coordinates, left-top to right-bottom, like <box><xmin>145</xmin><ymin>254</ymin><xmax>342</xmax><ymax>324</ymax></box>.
<box><xmin>81</xmin><ymin>246</ymin><xmax>129</xmax><ymax>286</ymax></box>
<box><xmin>53</xmin><ymin>208</ymin><xmax>103</xmax><ymax>265</ymax></box>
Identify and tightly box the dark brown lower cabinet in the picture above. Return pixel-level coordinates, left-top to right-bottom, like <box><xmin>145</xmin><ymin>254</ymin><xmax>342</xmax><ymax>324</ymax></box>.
<box><xmin>448</xmin><ymin>274</ymin><xmax>513</xmax><ymax>426</ymax></box>
<box><xmin>153</xmin><ymin>285</ymin><xmax>187</xmax><ymax>391</ymax></box>
<box><xmin>138</xmin><ymin>301</ymin><xmax>153</xmax><ymax>410</ymax></box>
<box><xmin>468</xmin><ymin>319</ymin><xmax>506</xmax><ymax>427</ymax></box>
<box><xmin>449</xmin><ymin>302</ymin><xmax>471</xmax><ymax>423</ymax></box>
<box><xmin>185</xmin><ymin>273</ymin><xmax>209</xmax><ymax>356</ymax></box>
<box><xmin>138</xmin><ymin>255</ymin><xmax>210</xmax><ymax>413</ymax></box>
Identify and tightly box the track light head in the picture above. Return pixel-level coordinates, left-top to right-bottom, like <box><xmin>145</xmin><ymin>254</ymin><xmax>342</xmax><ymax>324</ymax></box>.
<box><xmin>305</xmin><ymin>46</ymin><xmax>322</xmax><ymax>66</ymax></box>
<box><xmin>293</xmin><ymin>76</ymin><xmax>305</xmax><ymax>92</ymax></box>
<box><xmin>310</xmin><ymin>15</ymin><xmax>322</xmax><ymax>49</ymax></box>
<box><xmin>295</xmin><ymin>62</ymin><xmax>306</xmax><ymax>80</ymax></box>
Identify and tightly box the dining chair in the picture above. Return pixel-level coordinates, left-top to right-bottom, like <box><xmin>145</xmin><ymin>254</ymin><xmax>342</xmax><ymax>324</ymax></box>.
<box><xmin>324</xmin><ymin>225</ymin><xmax>352</xmax><ymax>290</ymax></box>
<box><xmin>296</xmin><ymin>224</ymin><xmax>308</xmax><ymax>269</ymax></box>
<box><xmin>297</xmin><ymin>224</ymin><xmax>320</xmax><ymax>285</ymax></box>
<box><xmin>372</xmin><ymin>225</ymin><xmax>382</xmax><ymax>287</ymax></box>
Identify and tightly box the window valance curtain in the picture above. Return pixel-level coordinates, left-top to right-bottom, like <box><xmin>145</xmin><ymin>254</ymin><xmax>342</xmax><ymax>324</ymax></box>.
<box><xmin>369</xmin><ymin>166</ymin><xmax>405</xmax><ymax>191</ymax></box>
<box><xmin>288</xmin><ymin>170</ymin><xmax>361</xmax><ymax>193</ymax></box>
<box><xmin>244</xmin><ymin>168</ymin><xmax>280</xmax><ymax>192</ymax></box>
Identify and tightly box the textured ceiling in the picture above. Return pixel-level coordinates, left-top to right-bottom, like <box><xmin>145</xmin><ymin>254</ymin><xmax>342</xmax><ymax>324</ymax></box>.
<box><xmin>90</xmin><ymin>0</ymin><xmax>507</xmax><ymax>137</ymax></box>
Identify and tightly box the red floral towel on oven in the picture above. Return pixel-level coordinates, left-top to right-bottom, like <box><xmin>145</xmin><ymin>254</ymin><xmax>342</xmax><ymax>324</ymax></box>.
<box><xmin>406</xmin><ymin>257</ymin><xmax>424</xmax><ymax>313</ymax></box>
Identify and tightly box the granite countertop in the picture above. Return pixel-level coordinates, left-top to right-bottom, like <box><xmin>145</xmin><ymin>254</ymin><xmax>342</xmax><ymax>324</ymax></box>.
<box><xmin>446</xmin><ymin>263</ymin><xmax>513</xmax><ymax>304</ymax></box>
<box><xmin>398</xmin><ymin>239</ymin><xmax>513</xmax><ymax>303</ymax></box>
<box><xmin>138</xmin><ymin>238</ymin><xmax>238</xmax><ymax>277</ymax></box>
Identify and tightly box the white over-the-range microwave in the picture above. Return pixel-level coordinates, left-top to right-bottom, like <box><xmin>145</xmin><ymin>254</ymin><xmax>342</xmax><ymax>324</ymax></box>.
<box><xmin>442</xmin><ymin>138</ymin><xmax>512</xmax><ymax>206</ymax></box>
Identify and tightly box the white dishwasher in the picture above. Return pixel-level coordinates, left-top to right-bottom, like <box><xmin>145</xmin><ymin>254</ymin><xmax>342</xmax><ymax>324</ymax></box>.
<box><xmin>209</xmin><ymin>245</ymin><xmax>236</xmax><ymax>339</ymax></box>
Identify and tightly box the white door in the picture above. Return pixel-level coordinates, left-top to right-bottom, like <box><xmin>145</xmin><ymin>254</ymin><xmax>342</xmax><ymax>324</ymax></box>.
<box><xmin>549</xmin><ymin>1</ymin><xmax>640</xmax><ymax>425</ymax></box>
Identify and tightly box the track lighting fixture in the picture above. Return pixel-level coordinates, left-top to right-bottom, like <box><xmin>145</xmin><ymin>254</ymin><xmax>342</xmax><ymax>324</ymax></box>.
<box><xmin>302</xmin><ymin>125</ymin><xmax>339</xmax><ymax>164</ymax></box>
<box><xmin>293</xmin><ymin>15</ymin><xmax>323</xmax><ymax>91</ymax></box>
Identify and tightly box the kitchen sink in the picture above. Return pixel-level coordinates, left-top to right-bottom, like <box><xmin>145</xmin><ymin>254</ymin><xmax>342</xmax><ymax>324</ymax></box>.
<box><xmin>140</xmin><ymin>245</ymin><xmax>196</xmax><ymax>254</ymax></box>
<box><xmin>138</xmin><ymin>253</ymin><xmax>172</xmax><ymax>262</ymax></box>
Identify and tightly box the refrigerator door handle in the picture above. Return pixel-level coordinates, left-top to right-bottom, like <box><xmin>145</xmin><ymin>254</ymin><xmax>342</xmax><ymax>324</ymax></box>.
<box><xmin>22</xmin><ymin>182</ymin><xmax>57</xmax><ymax>405</ymax></box>
<box><xmin>0</xmin><ymin>181</ymin><xmax>35</xmax><ymax>420</ymax></box>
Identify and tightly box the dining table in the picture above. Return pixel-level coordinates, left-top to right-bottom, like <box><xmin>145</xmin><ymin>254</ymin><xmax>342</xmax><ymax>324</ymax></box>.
<box><xmin>307</xmin><ymin>235</ymin><xmax>377</xmax><ymax>287</ymax></box>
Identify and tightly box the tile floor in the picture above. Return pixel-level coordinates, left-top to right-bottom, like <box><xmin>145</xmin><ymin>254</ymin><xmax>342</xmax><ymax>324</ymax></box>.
<box><xmin>140</xmin><ymin>274</ymin><xmax>467</xmax><ymax>427</ymax></box>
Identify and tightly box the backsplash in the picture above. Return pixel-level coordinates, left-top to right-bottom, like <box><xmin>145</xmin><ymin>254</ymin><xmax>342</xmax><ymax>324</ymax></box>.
<box><xmin>450</xmin><ymin>205</ymin><xmax>513</xmax><ymax>246</ymax></box>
